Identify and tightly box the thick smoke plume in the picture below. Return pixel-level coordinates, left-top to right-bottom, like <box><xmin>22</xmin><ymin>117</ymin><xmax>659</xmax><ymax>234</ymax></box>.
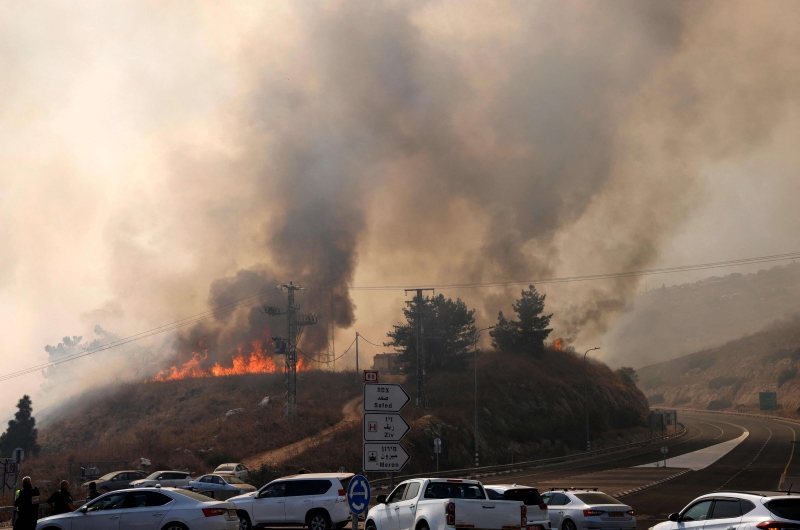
<box><xmin>4</xmin><ymin>1</ymin><xmax>800</xmax><ymax>413</ymax></box>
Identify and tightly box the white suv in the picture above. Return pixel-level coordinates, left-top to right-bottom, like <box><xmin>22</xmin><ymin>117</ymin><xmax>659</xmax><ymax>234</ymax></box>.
<box><xmin>485</xmin><ymin>484</ymin><xmax>550</xmax><ymax>530</ymax></box>
<box><xmin>650</xmin><ymin>491</ymin><xmax>800</xmax><ymax>530</ymax></box>
<box><xmin>229</xmin><ymin>473</ymin><xmax>354</xmax><ymax>530</ymax></box>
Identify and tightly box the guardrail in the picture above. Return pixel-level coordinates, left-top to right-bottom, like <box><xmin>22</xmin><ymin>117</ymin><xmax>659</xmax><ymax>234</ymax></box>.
<box><xmin>370</xmin><ymin>423</ymin><xmax>686</xmax><ymax>488</ymax></box>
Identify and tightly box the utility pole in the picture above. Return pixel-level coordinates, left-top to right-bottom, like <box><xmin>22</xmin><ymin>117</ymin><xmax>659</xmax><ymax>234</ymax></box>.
<box><xmin>355</xmin><ymin>332</ymin><xmax>360</xmax><ymax>374</ymax></box>
<box><xmin>263</xmin><ymin>282</ymin><xmax>317</xmax><ymax>418</ymax></box>
<box><xmin>405</xmin><ymin>288</ymin><xmax>434</xmax><ymax>408</ymax></box>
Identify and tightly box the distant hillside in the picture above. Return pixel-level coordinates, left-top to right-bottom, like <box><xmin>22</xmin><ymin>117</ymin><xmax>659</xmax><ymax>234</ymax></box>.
<box><xmin>638</xmin><ymin>315</ymin><xmax>800</xmax><ymax>414</ymax></box>
<box><xmin>606</xmin><ymin>263</ymin><xmax>800</xmax><ymax>368</ymax></box>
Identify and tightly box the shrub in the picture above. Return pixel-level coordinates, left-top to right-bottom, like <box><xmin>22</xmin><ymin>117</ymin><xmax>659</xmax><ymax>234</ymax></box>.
<box><xmin>778</xmin><ymin>367</ymin><xmax>798</xmax><ymax>388</ymax></box>
<box><xmin>707</xmin><ymin>399</ymin><xmax>731</xmax><ymax>411</ymax></box>
<box><xmin>246</xmin><ymin>463</ymin><xmax>281</xmax><ymax>488</ymax></box>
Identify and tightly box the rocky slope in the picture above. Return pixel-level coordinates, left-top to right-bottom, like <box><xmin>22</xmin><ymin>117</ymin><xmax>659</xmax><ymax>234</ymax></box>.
<box><xmin>638</xmin><ymin>315</ymin><xmax>800</xmax><ymax>414</ymax></box>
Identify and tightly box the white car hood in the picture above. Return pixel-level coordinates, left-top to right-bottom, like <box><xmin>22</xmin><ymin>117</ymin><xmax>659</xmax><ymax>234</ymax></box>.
<box><xmin>37</xmin><ymin>511</ymin><xmax>77</xmax><ymax>526</ymax></box>
<box><xmin>229</xmin><ymin>491</ymin><xmax>258</xmax><ymax>502</ymax></box>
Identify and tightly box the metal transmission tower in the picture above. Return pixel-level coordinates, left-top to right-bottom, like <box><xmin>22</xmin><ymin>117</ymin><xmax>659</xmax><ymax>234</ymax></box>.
<box><xmin>405</xmin><ymin>288</ymin><xmax>434</xmax><ymax>408</ymax></box>
<box><xmin>263</xmin><ymin>282</ymin><xmax>317</xmax><ymax>418</ymax></box>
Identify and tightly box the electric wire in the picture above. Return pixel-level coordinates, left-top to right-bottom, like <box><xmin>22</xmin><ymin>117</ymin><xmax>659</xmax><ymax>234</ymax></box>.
<box><xmin>1</xmin><ymin>249</ymin><xmax>799</xmax><ymax>382</ymax></box>
<box><xmin>357</xmin><ymin>334</ymin><xmax>385</xmax><ymax>348</ymax></box>
<box><xmin>297</xmin><ymin>337</ymin><xmax>356</xmax><ymax>364</ymax></box>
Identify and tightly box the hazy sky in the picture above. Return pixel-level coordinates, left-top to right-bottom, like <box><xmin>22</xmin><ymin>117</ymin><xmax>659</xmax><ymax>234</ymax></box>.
<box><xmin>2</xmin><ymin>1</ymin><xmax>800</xmax><ymax>421</ymax></box>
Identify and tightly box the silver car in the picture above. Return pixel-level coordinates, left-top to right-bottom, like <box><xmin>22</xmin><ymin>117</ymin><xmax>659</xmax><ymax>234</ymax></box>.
<box><xmin>189</xmin><ymin>474</ymin><xmax>257</xmax><ymax>500</ymax></box>
<box><xmin>541</xmin><ymin>489</ymin><xmax>635</xmax><ymax>530</ymax></box>
<box><xmin>649</xmin><ymin>491</ymin><xmax>800</xmax><ymax>530</ymax></box>
<box><xmin>485</xmin><ymin>484</ymin><xmax>551</xmax><ymax>530</ymax></box>
<box><xmin>35</xmin><ymin>487</ymin><xmax>239</xmax><ymax>530</ymax></box>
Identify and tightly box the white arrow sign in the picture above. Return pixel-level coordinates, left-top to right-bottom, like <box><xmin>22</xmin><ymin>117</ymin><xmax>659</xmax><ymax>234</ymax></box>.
<box><xmin>363</xmin><ymin>384</ymin><xmax>410</xmax><ymax>412</ymax></box>
<box><xmin>363</xmin><ymin>413</ymin><xmax>410</xmax><ymax>441</ymax></box>
<box><xmin>363</xmin><ymin>443</ymin><xmax>410</xmax><ymax>472</ymax></box>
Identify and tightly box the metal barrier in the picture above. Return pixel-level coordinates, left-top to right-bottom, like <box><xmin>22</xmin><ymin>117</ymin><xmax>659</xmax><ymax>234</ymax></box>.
<box><xmin>370</xmin><ymin>423</ymin><xmax>687</xmax><ymax>488</ymax></box>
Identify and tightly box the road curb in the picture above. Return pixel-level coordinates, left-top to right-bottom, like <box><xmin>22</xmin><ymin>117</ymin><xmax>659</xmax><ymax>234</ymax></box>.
<box><xmin>617</xmin><ymin>468</ymin><xmax>692</xmax><ymax>498</ymax></box>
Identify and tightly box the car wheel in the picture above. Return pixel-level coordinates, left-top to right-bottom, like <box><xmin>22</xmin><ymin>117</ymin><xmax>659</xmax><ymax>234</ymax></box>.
<box><xmin>161</xmin><ymin>523</ymin><xmax>188</xmax><ymax>530</ymax></box>
<box><xmin>562</xmin><ymin>520</ymin><xmax>577</xmax><ymax>530</ymax></box>
<box><xmin>307</xmin><ymin>510</ymin><xmax>332</xmax><ymax>530</ymax></box>
<box><xmin>366</xmin><ymin>521</ymin><xmax>377</xmax><ymax>530</ymax></box>
<box><xmin>417</xmin><ymin>522</ymin><xmax>430</xmax><ymax>530</ymax></box>
<box><xmin>336</xmin><ymin>522</ymin><xmax>349</xmax><ymax>530</ymax></box>
<box><xmin>238</xmin><ymin>511</ymin><xmax>253</xmax><ymax>530</ymax></box>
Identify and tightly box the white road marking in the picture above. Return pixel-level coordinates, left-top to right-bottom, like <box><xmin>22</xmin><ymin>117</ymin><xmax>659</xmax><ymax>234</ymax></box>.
<box><xmin>634</xmin><ymin>427</ymin><xmax>749</xmax><ymax>471</ymax></box>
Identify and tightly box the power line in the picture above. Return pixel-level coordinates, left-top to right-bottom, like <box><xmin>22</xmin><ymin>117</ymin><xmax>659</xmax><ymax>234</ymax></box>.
<box><xmin>1</xmin><ymin>249</ymin><xmax>799</xmax><ymax>383</ymax></box>
<box><xmin>357</xmin><ymin>334</ymin><xmax>385</xmax><ymax>348</ymax></box>
<box><xmin>343</xmin><ymin>251</ymin><xmax>800</xmax><ymax>291</ymax></box>
<box><xmin>297</xmin><ymin>337</ymin><xmax>356</xmax><ymax>364</ymax></box>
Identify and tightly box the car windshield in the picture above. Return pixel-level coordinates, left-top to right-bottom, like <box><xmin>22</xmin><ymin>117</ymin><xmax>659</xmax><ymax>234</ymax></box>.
<box><xmin>172</xmin><ymin>489</ymin><xmax>217</xmax><ymax>503</ymax></box>
<box><xmin>504</xmin><ymin>488</ymin><xmax>545</xmax><ymax>506</ymax></box>
<box><xmin>98</xmin><ymin>472</ymin><xmax>117</xmax><ymax>481</ymax></box>
<box><xmin>216</xmin><ymin>465</ymin><xmax>235</xmax><ymax>471</ymax></box>
<box><xmin>424</xmin><ymin>482</ymin><xmax>485</xmax><ymax>499</ymax></box>
<box><xmin>144</xmin><ymin>472</ymin><xmax>164</xmax><ymax>480</ymax></box>
<box><xmin>575</xmin><ymin>493</ymin><xmax>623</xmax><ymax>505</ymax></box>
<box><xmin>767</xmin><ymin>499</ymin><xmax>800</xmax><ymax>521</ymax></box>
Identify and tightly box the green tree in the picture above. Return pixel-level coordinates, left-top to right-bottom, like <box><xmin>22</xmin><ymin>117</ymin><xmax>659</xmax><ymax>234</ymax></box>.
<box><xmin>387</xmin><ymin>294</ymin><xmax>477</xmax><ymax>374</ymax></box>
<box><xmin>0</xmin><ymin>395</ymin><xmax>40</xmax><ymax>456</ymax></box>
<box><xmin>490</xmin><ymin>284</ymin><xmax>552</xmax><ymax>355</ymax></box>
<box><xmin>615</xmin><ymin>366</ymin><xmax>639</xmax><ymax>385</ymax></box>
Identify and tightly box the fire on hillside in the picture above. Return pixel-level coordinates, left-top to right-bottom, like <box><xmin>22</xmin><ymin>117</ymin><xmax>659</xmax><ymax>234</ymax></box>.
<box><xmin>148</xmin><ymin>339</ymin><xmax>307</xmax><ymax>382</ymax></box>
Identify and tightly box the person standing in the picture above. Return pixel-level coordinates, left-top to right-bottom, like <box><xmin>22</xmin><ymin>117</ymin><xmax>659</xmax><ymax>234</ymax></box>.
<box><xmin>86</xmin><ymin>482</ymin><xmax>102</xmax><ymax>501</ymax></box>
<box><xmin>13</xmin><ymin>476</ymin><xmax>40</xmax><ymax>530</ymax></box>
<box><xmin>46</xmin><ymin>480</ymin><xmax>74</xmax><ymax>515</ymax></box>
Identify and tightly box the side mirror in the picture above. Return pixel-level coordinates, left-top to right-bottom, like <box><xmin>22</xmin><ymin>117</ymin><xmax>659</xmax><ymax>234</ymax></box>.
<box><xmin>376</xmin><ymin>495</ymin><xmax>387</xmax><ymax>504</ymax></box>
<box><xmin>79</xmin><ymin>506</ymin><xmax>88</xmax><ymax>513</ymax></box>
<box><xmin>668</xmin><ymin>513</ymin><xmax>680</xmax><ymax>522</ymax></box>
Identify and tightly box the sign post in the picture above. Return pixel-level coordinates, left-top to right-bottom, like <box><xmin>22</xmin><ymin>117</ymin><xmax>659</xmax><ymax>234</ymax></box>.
<box><xmin>661</xmin><ymin>446</ymin><xmax>668</xmax><ymax>467</ymax></box>
<box><xmin>347</xmin><ymin>474</ymin><xmax>371</xmax><ymax>530</ymax></box>
<box><xmin>363</xmin><ymin>373</ymin><xmax>411</xmax><ymax>475</ymax></box>
<box><xmin>434</xmin><ymin>438</ymin><xmax>441</xmax><ymax>472</ymax></box>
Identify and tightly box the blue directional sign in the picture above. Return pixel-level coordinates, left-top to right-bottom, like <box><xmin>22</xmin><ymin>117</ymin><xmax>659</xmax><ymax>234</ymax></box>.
<box><xmin>347</xmin><ymin>474</ymin><xmax>371</xmax><ymax>515</ymax></box>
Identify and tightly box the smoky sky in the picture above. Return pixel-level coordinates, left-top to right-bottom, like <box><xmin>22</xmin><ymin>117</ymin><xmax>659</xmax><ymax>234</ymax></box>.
<box><xmin>3</xmin><ymin>1</ymin><xmax>800</xmax><ymax>417</ymax></box>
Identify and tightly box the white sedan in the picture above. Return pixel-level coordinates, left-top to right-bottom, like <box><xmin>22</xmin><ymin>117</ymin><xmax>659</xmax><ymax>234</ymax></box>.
<box><xmin>35</xmin><ymin>487</ymin><xmax>238</xmax><ymax>530</ymax></box>
<box><xmin>213</xmin><ymin>463</ymin><xmax>249</xmax><ymax>481</ymax></box>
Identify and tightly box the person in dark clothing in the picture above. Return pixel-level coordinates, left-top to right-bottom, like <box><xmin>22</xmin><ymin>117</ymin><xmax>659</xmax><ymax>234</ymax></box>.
<box><xmin>86</xmin><ymin>482</ymin><xmax>101</xmax><ymax>501</ymax></box>
<box><xmin>46</xmin><ymin>480</ymin><xmax>74</xmax><ymax>515</ymax></box>
<box><xmin>13</xmin><ymin>476</ymin><xmax>40</xmax><ymax>530</ymax></box>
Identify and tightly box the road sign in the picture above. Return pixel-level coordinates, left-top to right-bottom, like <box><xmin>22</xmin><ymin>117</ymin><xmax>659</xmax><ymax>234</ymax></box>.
<box><xmin>364</xmin><ymin>384</ymin><xmax>410</xmax><ymax>412</ymax></box>
<box><xmin>760</xmin><ymin>392</ymin><xmax>778</xmax><ymax>411</ymax></box>
<box><xmin>363</xmin><ymin>443</ymin><xmax>410</xmax><ymax>472</ymax></box>
<box><xmin>12</xmin><ymin>448</ymin><xmax>24</xmax><ymax>463</ymax></box>
<box><xmin>363</xmin><ymin>371</ymin><xmax>379</xmax><ymax>384</ymax></box>
<box><xmin>661</xmin><ymin>446</ymin><xmax>668</xmax><ymax>454</ymax></box>
<box><xmin>347</xmin><ymin>475</ymin><xmax>371</xmax><ymax>515</ymax></box>
<box><xmin>434</xmin><ymin>438</ymin><xmax>442</xmax><ymax>454</ymax></box>
<box><xmin>364</xmin><ymin>413</ymin><xmax>410</xmax><ymax>441</ymax></box>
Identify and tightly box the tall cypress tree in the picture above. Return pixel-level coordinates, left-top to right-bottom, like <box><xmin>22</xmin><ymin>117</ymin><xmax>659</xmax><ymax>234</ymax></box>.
<box><xmin>0</xmin><ymin>395</ymin><xmax>40</xmax><ymax>456</ymax></box>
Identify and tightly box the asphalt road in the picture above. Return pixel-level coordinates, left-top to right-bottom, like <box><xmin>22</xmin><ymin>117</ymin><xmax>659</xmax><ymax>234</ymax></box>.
<box><xmin>480</xmin><ymin>411</ymin><xmax>799</xmax><ymax>529</ymax></box>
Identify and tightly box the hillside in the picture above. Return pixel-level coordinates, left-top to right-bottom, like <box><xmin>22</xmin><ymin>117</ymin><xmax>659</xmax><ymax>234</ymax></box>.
<box><xmin>20</xmin><ymin>349</ymin><xmax>648</xmax><ymax>495</ymax></box>
<box><xmin>638</xmin><ymin>315</ymin><xmax>800</xmax><ymax>413</ymax></box>
<box><xmin>606</xmin><ymin>263</ymin><xmax>800</xmax><ymax>368</ymax></box>
<box><xmin>279</xmin><ymin>349</ymin><xmax>649</xmax><ymax>474</ymax></box>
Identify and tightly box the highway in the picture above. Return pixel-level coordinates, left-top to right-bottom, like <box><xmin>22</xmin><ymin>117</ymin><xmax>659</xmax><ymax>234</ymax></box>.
<box><xmin>484</xmin><ymin>411</ymin><xmax>799</xmax><ymax>529</ymax></box>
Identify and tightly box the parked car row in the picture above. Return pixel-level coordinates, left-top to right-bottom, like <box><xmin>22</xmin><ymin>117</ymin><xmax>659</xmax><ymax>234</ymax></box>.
<box><xmin>39</xmin><ymin>469</ymin><xmax>800</xmax><ymax>530</ymax></box>
<box><xmin>79</xmin><ymin>463</ymin><xmax>250</xmax><ymax>493</ymax></box>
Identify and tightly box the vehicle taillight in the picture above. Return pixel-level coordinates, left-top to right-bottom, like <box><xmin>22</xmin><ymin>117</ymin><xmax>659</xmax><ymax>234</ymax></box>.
<box><xmin>338</xmin><ymin>489</ymin><xmax>346</xmax><ymax>496</ymax></box>
<box><xmin>583</xmin><ymin>510</ymin><xmax>604</xmax><ymax>517</ymax></box>
<box><xmin>539</xmin><ymin>504</ymin><xmax>548</xmax><ymax>511</ymax></box>
<box><xmin>202</xmin><ymin>507</ymin><xmax>227</xmax><ymax>517</ymax></box>
<box><xmin>445</xmin><ymin>501</ymin><xmax>456</xmax><ymax>526</ymax></box>
<box><xmin>522</xmin><ymin>504</ymin><xmax>527</xmax><ymax>527</ymax></box>
<box><xmin>756</xmin><ymin>522</ymin><xmax>800</xmax><ymax>530</ymax></box>
<box><xmin>627</xmin><ymin>510</ymin><xmax>635</xmax><ymax>516</ymax></box>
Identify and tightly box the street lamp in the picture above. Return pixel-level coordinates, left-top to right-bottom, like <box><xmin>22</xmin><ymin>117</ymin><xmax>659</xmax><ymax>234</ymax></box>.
<box><xmin>474</xmin><ymin>325</ymin><xmax>495</xmax><ymax>468</ymax></box>
<box><xmin>583</xmin><ymin>347</ymin><xmax>600</xmax><ymax>451</ymax></box>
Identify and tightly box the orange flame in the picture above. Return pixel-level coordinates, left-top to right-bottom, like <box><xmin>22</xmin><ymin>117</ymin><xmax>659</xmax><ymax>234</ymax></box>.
<box><xmin>553</xmin><ymin>338</ymin><xmax>564</xmax><ymax>351</ymax></box>
<box><xmin>150</xmin><ymin>340</ymin><xmax>309</xmax><ymax>382</ymax></box>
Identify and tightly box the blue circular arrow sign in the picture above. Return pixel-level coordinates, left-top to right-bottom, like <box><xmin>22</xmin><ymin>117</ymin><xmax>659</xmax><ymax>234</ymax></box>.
<box><xmin>347</xmin><ymin>474</ymin><xmax>371</xmax><ymax>515</ymax></box>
